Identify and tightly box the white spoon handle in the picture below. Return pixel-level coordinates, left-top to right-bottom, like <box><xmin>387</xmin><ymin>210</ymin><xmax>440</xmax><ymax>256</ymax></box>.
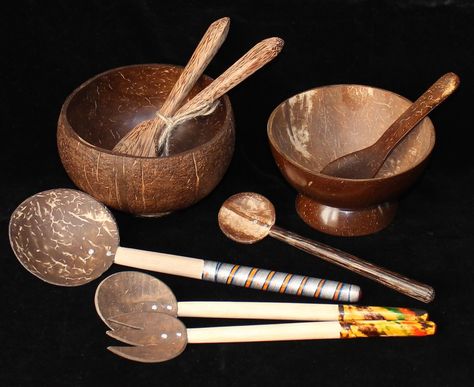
<box><xmin>186</xmin><ymin>320</ymin><xmax>436</xmax><ymax>343</ymax></box>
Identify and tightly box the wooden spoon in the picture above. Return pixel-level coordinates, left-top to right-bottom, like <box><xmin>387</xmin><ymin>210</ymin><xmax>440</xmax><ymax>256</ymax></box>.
<box><xmin>95</xmin><ymin>271</ymin><xmax>427</xmax><ymax>329</ymax></box>
<box><xmin>218</xmin><ymin>192</ymin><xmax>435</xmax><ymax>303</ymax></box>
<box><xmin>113</xmin><ymin>17</ymin><xmax>230</xmax><ymax>157</ymax></box>
<box><xmin>106</xmin><ymin>312</ymin><xmax>436</xmax><ymax>363</ymax></box>
<box><xmin>9</xmin><ymin>188</ymin><xmax>359</xmax><ymax>301</ymax></box>
<box><xmin>320</xmin><ymin>72</ymin><xmax>460</xmax><ymax>179</ymax></box>
<box><xmin>154</xmin><ymin>36</ymin><xmax>284</xmax><ymax>156</ymax></box>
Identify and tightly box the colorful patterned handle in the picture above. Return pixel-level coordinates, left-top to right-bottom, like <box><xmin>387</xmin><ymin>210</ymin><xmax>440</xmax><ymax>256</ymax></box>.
<box><xmin>340</xmin><ymin>305</ymin><xmax>428</xmax><ymax>321</ymax></box>
<box><xmin>340</xmin><ymin>320</ymin><xmax>436</xmax><ymax>338</ymax></box>
<box><xmin>202</xmin><ymin>260</ymin><xmax>360</xmax><ymax>302</ymax></box>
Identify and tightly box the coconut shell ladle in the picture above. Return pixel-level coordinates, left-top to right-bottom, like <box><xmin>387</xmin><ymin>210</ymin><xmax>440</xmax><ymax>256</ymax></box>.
<box><xmin>218</xmin><ymin>192</ymin><xmax>434</xmax><ymax>303</ymax></box>
<box><xmin>320</xmin><ymin>72</ymin><xmax>460</xmax><ymax>179</ymax></box>
<box><xmin>95</xmin><ymin>271</ymin><xmax>427</xmax><ymax>329</ymax></box>
<box><xmin>106</xmin><ymin>312</ymin><xmax>436</xmax><ymax>363</ymax></box>
<box><xmin>8</xmin><ymin>188</ymin><xmax>359</xmax><ymax>302</ymax></box>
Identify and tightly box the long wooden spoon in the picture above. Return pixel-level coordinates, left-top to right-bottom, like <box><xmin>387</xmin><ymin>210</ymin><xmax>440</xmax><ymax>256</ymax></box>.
<box><xmin>113</xmin><ymin>17</ymin><xmax>230</xmax><ymax>157</ymax></box>
<box><xmin>218</xmin><ymin>192</ymin><xmax>435</xmax><ymax>303</ymax></box>
<box><xmin>9</xmin><ymin>188</ymin><xmax>359</xmax><ymax>301</ymax></box>
<box><xmin>320</xmin><ymin>72</ymin><xmax>460</xmax><ymax>179</ymax></box>
<box><xmin>153</xmin><ymin>36</ymin><xmax>284</xmax><ymax>156</ymax></box>
<box><xmin>95</xmin><ymin>271</ymin><xmax>427</xmax><ymax>328</ymax></box>
<box><xmin>106</xmin><ymin>312</ymin><xmax>436</xmax><ymax>363</ymax></box>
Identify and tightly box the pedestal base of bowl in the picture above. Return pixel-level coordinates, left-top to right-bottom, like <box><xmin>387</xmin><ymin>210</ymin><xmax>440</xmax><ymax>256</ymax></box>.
<box><xmin>295</xmin><ymin>194</ymin><xmax>397</xmax><ymax>236</ymax></box>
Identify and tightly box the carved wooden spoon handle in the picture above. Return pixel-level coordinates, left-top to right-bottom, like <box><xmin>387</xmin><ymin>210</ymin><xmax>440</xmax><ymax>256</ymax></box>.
<box><xmin>113</xmin><ymin>17</ymin><xmax>230</xmax><ymax>156</ymax></box>
<box><xmin>269</xmin><ymin>226</ymin><xmax>435</xmax><ymax>303</ymax></box>
<box><xmin>377</xmin><ymin>72</ymin><xmax>460</xmax><ymax>156</ymax></box>
<box><xmin>158</xmin><ymin>17</ymin><xmax>230</xmax><ymax>117</ymax></box>
<box><xmin>156</xmin><ymin>37</ymin><xmax>284</xmax><ymax>155</ymax></box>
<box><xmin>177</xmin><ymin>37</ymin><xmax>284</xmax><ymax>113</ymax></box>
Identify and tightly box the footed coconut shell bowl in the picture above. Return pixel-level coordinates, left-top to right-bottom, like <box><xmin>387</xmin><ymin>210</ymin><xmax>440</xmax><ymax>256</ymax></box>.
<box><xmin>58</xmin><ymin>64</ymin><xmax>234</xmax><ymax>216</ymax></box>
<box><xmin>267</xmin><ymin>84</ymin><xmax>435</xmax><ymax>236</ymax></box>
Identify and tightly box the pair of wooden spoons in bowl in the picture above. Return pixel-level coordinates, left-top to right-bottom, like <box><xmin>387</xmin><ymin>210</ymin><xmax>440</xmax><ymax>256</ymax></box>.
<box><xmin>113</xmin><ymin>17</ymin><xmax>283</xmax><ymax>157</ymax></box>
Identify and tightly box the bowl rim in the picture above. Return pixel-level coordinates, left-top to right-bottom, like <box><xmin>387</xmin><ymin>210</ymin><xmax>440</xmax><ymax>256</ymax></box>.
<box><xmin>59</xmin><ymin>63</ymin><xmax>233</xmax><ymax>160</ymax></box>
<box><xmin>267</xmin><ymin>83</ymin><xmax>436</xmax><ymax>182</ymax></box>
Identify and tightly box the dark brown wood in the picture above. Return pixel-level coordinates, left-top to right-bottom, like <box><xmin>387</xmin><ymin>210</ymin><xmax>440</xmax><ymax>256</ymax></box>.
<box><xmin>57</xmin><ymin>63</ymin><xmax>235</xmax><ymax>215</ymax></box>
<box><xmin>113</xmin><ymin>17</ymin><xmax>231</xmax><ymax>157</ymax></box>
<box><xmin>321</xmin><ymin>73</ymin><xmax>460</xmax><ymax>178</ymax></box>
<box><xmin>269</xmin><ymin>225</ymin><xmax>434</xmax><ymax>303</ymax></box>
<box><xmin>218</xmin><ymin>192</ymin><xmax>434</xmax><ymax>303</ymax></box>
<box><xmin>267</xmin><ymin>84</ymin><xmax>436</xmax><ymax>236</ymax></box>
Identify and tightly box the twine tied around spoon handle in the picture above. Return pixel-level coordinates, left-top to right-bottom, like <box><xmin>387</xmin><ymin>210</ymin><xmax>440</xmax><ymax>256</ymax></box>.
<box><xmin>154</xmin><ymin>100</ymin><xmax>220</xmax><ymax>156</ymax></box>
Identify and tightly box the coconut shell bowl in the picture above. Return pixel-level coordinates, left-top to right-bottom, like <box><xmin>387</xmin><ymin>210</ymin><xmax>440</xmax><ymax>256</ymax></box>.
<box><xmin>267</xmin><ymin>84</ymin><xmax>435</xmax><ymax>236</ymax></box>
<box><xmin>57</xmin><ymin>64</ymin><xmax>234</xmax><ymax>216</ymax></box>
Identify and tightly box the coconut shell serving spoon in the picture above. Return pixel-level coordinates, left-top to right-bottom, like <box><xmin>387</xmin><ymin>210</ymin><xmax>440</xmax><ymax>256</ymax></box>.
<box><xmin>112</xmin><ymin>17</ymin><xmax>230</xmax><ymax>157</ymax></box>
<box><xmin>218</xmin><ymin>192</ymin><xmax>434</xmax><ymax>303</ymax></box>
<box><xmin>9</xmin><ymin>188</ymin><xmax>359</xmax><ymax>302</ymax></box>
<box><xmin>106</xmin><ymin>312</ymin><xmax>436</xmax><ymax>363</ymax></box>
<box><xmin>320</xmin><ymin>72</ymin><xmax>460</xmax><ymax>179</ymax></box>
<box><xmin>95</xmin><ymin>271</ymin><xmax>427</xmax><ymax>328</ymax></box>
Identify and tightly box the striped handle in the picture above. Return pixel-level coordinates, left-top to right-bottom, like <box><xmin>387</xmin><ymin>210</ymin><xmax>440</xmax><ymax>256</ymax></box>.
<box><xmin>202</xmin><ymin>260</ymin><xmax>360</xmax><ymax>302</ymax></box>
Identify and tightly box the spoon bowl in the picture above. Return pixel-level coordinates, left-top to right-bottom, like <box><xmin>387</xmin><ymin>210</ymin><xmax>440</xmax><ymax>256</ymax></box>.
<box><xmin>320</xmin><ymin>73</ymin><xmax>459</xmax><ymax>178</ymax></box>
<box><xmin>267</xmin><ymin>84</ymin><xmax>436</xmax><ymax>236</ymax></box>
<box><xmin>9</xmin><ymin>188</ymin><xmax>119</xmax><ymax>286</ymax></box>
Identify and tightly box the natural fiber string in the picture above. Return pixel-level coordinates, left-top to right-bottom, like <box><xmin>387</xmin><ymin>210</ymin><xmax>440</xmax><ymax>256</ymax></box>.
<box><xmin>155</xmin><ymin>100</ymin><xmax>220</xmax><ymax>155</ymax></box>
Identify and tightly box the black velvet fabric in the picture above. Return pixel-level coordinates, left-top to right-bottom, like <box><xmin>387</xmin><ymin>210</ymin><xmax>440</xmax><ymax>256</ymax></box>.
<box><xmin>1</xmin><ymin>1</ymin><xmax>473</xmax><ymax>385</ymax></box>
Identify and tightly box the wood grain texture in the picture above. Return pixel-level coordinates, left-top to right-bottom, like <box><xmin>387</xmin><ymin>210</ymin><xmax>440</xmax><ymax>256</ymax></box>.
<box><xmin>113</xmin><ymin>17</ymin><xmax>230</xmax><ymax>157</ymax></box>
<box><xmin>269</xmin><ymin>225</ymin><xmax>435</xmax><ymax>303</ymax></box>
<box><xmin>155</xmin><ymin>37</ymin><xmax>284</xmax><ymax>156</ymax></box>
<box><xmin>57</xmin><ymin>64</ymin><xmax>234</xmax><ymax>215</ymax></box>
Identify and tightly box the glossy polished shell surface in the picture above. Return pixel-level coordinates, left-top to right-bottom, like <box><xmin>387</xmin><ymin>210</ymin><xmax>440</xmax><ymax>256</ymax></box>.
<box><xmin>58</xmin><ymin>64</ymin><xmax>235</xmax><ymax>215</ymax></box>
<box><xmin>95</xmin><ymin>272</ymin><xmax>178</xmax><ymax>328</ymax></box>
<box><xmin>9</xmin><ymin>189</ymin><xmax>119</xmax><ymax>286</ymax></box>
<box><xmin>218</xmin><ymin>192</ymin><xmax>276</xmax><ymax>244</ymax></box>
<box><xmin>268</xmin><ymin>85</ymin><xmax>436</xmax><ymax>236</ymax></box>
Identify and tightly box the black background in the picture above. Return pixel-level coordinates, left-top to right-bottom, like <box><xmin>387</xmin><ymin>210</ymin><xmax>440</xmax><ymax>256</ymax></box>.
<box><xmin>1</xmin><ymin>0</ymin><xmax>473</xmax><ymax>386</ymax></box>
